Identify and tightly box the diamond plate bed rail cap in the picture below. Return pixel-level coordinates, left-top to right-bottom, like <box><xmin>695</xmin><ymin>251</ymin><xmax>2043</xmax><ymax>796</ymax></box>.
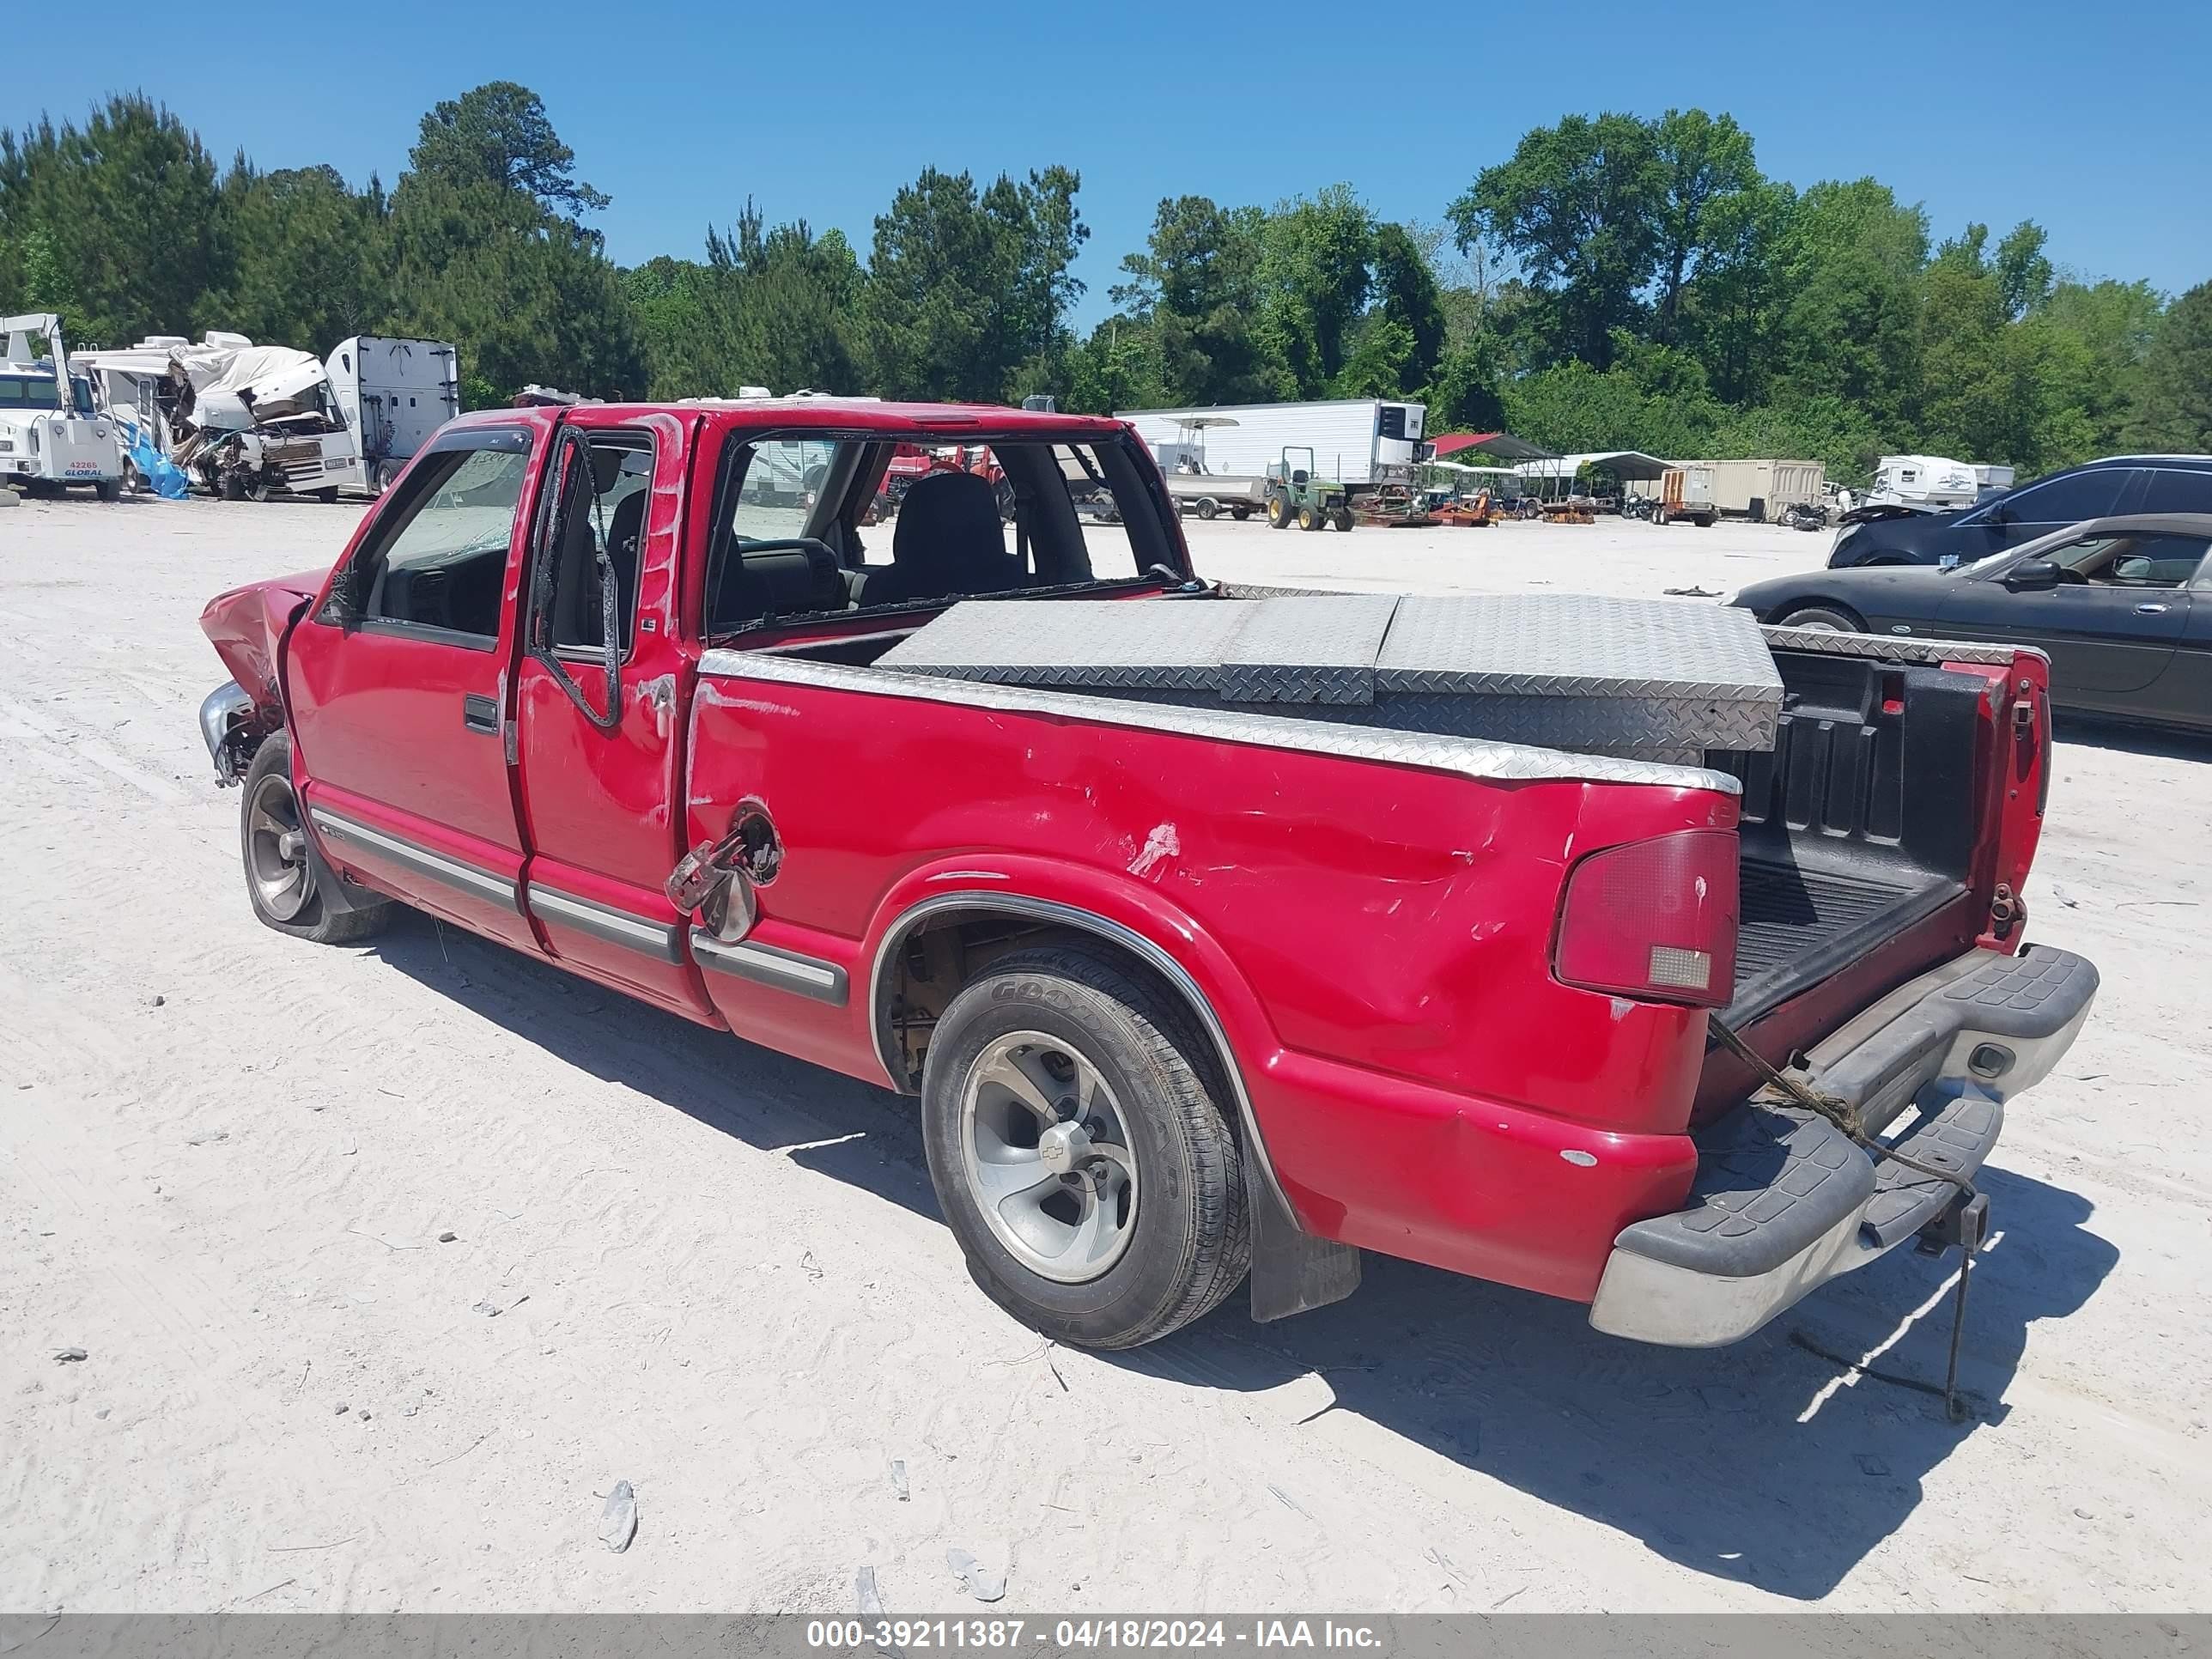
<box><xmin>1759</xmin><ymin>623</ymin><xmax>2050</xmax><ymax>668</ymax></box>
<box><xmin>699</xmin><ymin>649</ymin><xmax>1741</xmax><ymax>795</ymax></box>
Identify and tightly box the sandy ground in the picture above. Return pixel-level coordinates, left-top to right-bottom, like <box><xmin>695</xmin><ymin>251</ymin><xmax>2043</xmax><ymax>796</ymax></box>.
<box><xmin>3</xmin><ymin>494</ymin><xmax>2209</xmax><ymax>1615</ymax></box>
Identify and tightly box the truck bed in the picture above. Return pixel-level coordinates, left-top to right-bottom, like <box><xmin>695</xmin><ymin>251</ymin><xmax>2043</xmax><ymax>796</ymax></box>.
<box><xmin>1709</xmin><ymin>646</ymin><xmax>1986</xmax><ymax>1024</ymax></box>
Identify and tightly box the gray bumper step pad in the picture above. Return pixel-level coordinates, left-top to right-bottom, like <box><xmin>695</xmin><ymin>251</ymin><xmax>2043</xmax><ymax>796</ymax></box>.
<box><xmin>876</xmin><ymin>593</ymin><xmax>1784</xmax><ymax>757</ymax></box>
<box><xmin>1613</xmin><ymin>945</ymin><xmax>2098</xmax><ymax>1282</ymax></box>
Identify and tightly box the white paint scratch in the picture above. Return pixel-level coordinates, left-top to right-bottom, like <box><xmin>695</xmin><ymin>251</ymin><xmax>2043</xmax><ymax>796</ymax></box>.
<box><xmin>1128</xmin><ymin>821</ymin><xmax>1180</xmax><ymax>879</ymax></box>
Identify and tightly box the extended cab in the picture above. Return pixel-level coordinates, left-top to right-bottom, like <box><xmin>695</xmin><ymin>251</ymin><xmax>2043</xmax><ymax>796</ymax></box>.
<box><xmin>198</xmin><ymin>399</ymin><xmax>2098</xmax><ymax>1353</ymax></box>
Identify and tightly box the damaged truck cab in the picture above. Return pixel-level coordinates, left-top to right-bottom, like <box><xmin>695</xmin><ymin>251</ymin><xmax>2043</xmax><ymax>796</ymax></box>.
<box><xmin>199</xmin><ymin>398</ymin><xmax>2097</xmax><ymax>1356</ymax></box>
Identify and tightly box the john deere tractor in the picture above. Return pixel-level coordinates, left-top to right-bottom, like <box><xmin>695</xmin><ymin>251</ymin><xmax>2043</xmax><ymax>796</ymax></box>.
<box><xmin>1264</xmin><ymin>446</ymin><xmax>1353</xmax><ymax>532</ymax></box>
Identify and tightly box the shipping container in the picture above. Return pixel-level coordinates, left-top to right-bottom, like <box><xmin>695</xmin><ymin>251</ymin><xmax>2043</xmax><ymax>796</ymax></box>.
<box><xmin>1117</xmin><ymin>399</ymin><xmax>1426</xmax><ymax>491</ymax></box>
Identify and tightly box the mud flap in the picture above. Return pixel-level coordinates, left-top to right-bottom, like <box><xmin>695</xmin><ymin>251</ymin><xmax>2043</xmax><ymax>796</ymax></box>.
<box><xmin>1246</xmin><ymin>1146</ymin><xmax>1360</xmax><ymax>1322</ymax></box>
<box><xmin>301</xmin><ymin>817</ymin><xmax>386</xmax><ymax>915</ymax></box>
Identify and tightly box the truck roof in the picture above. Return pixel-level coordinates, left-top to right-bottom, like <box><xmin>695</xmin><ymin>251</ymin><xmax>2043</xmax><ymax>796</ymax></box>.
<box><xmin>448</xmin><ymin>398</ymin><xmax>1132</xmax><ymax>439</ymax></box>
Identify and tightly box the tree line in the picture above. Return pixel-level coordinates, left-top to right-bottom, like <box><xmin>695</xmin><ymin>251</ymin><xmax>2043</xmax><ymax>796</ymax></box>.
<box><xmin>4</xmin><ymin>86</ymin><xmax>2207</xmax><ymax>483</ymax></box>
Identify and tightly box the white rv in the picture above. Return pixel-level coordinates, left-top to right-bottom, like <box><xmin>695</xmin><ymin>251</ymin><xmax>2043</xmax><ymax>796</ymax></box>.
<box><xmin>0</xmin><ymin>313</ymin><xmax>125</xmax><ymax>499</ymax></box>
<box><xmin>1869</xmin><ymin>455</ymin><xmax>1983</xmax><ymax>512</ymax></box>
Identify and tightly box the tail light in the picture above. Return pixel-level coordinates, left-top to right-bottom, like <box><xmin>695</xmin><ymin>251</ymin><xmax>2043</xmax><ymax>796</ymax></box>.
<box><xmin>1553</xmin><ymin>830</ymin><xmax>1738</xmax><ymax>1007</ymax></box>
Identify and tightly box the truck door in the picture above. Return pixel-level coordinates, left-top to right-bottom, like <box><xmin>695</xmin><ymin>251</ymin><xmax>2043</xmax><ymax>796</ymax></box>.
<box><xmin>285</xmin><ymin>421</ymin><xmax>546</xmax><ymax>953</ymax></box>
<box><xmin>511</xmin><ymin>409</ymin><xmax>716</xmax><ymax>1021</ymax></box>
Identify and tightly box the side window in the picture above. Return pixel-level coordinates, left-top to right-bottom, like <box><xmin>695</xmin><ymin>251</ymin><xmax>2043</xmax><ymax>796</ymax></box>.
<box><xmin>2061</xmin><ymin>533</ymin><xmax>2210</xmax><ymax>587</ymax></box>
<box><xmin>2140</xmin><ymin>470</ymin><xmax>2212</xmax><ymax>514</ymax></box>
<box><xmin>534</xmin><ymin>428</ymin><xmax>654</xmax><ymax>655</ymax></box>
<box><xmin>346</xmin><ymin>433</ymin><xmax>532</xmax><ymax>646</ymax></box>
<box><xmin>732</xmin><ymin>438</ymin><xmax>842</xmax><ymax>542</ymax></box>
<box><xmin>2005</xmin><ymin>469</ymin><xmax>2128</xmax><ymax>523</ymax></box>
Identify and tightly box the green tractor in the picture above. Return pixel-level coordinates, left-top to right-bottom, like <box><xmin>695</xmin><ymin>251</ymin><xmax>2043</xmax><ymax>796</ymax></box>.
<box><xmin>1264</xmin><ymin>445</ymin><xmax>1354</xmax><ymax>532</ymax></box>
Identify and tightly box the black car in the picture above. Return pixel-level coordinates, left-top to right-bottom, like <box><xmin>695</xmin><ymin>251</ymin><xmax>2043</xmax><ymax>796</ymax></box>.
<box><xmin>1827</xmin><ymin>454</ymin><xmax>2212</xmax><ymax>568</ymax></box>
<box><xmin>1735</xmin><ymin>514</ymin><xmax>2212</xmax><ymax>732</ymax></box>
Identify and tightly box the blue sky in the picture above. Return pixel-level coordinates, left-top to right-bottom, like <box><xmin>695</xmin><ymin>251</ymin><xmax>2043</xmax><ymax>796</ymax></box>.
<box><xmin>15</xmin><ymin>0</ymin><xmax>2209</xmax><ymax>329</ymax></box>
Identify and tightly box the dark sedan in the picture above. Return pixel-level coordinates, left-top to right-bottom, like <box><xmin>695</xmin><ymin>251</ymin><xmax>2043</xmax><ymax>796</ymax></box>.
<box><xmin>1828</xmin><ymin>453</ymin><xmax>2212</xmax><ymax>568</ymax></box>
<box><xmin>1735</xmin><ymin>514</ymin><xmax>2212</xmax><ymax>732</ymax></box>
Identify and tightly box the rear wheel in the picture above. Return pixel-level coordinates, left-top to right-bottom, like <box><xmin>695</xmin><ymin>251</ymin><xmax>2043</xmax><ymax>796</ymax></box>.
<box><xmin>1775</xmin><ymin>605</ymin><xmax>1863</xmax><ymax>634</ymax></box>
<box><xmin>920</xmin><ymin>945</ymin><xmax>1249</xmax><ymax>1350</ymax></box>
<box><xmin>240</xmin><ymin>735</ymin><xmax>395</xmax><ymax>945</ymax></box>
<box><xmin>1194</xmin><ymin>497</ymin><xmax>1218</xmax><ymax>520</ymax></box>
<box><xmin>94</xmin><ymin>478</ymin><xmax>123</xmax><ymax>503</ymax></box>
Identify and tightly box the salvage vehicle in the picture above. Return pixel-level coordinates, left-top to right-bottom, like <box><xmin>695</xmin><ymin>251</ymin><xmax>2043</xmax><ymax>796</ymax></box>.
<box><xmin>0</xmin><ymin>313</ymin><xmax>125</xmax><ymax>500</ymax></box>
<box><xmin>1735</xmin><ymin>513</ymin><xmax>2212</xmax><ymax>732</ymax></box>
<box><xmin>198</xmin><ymin>397</ymin><xmax>2097</xmax><ymax>1362</ymax></box>
<box><xmin>1829</xmin><ymin>454</ymin><xmax>2212</xmax><ymax>568</ymax></box>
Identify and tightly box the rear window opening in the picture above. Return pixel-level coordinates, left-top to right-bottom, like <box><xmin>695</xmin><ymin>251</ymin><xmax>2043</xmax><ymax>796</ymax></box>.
<box><xmin>703</xmin><ymin>433</ymin><xmax>1179</xmax><ymax>642</ymax></box>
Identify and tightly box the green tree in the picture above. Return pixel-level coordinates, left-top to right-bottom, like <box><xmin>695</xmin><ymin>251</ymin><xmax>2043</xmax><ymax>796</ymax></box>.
<box><xmin>2130</xmin><ymin>281</ymin><xmax>2212</xmax><ymax>453</ymax></box>
<box><xmin>208</xmin><ymin>162</ymin><xmax>388</xmax><ymax>347</ymax></box>
<box><xmin>1768</xmin><ymin>179</ymin><xmax>1927</xmax><ymax>434</ymax></box>
<box><xmin>1648</xmin><ymin>109</ymin><xmax>1761</xmax><ymax>344</ymax></box>
<box><xmin>1111</xmin><ymin>195</ymin><xmax>1282</xmax><ymax>404</ymax></box>
<box><xmin>1993</xmin><ymin>221</ymin><xmax>2055</xmax><ymax>320</ymax></box>
<box><xmin>1258</xmin><ymin>185</ymin><xmax>1376</xmax><ymax>392</ymax></box>
<box><xmin>0</xmin><ymin>94</ymin><xmax>225</xmax><ymax>345</ymax></box>
<box><xmin>386</xmin><ymin>85</ymin><xmax>643</xmax><ymax>401</ymax></box>
<box><xmin>406</xmin><ymin>81</ymin><xmax>608</xmax><ymax>223</ymax></box>
<box><xmin>1365</xmin><ymin>221</ymin><xmax>1446</xmax><ymax>391</ymax></box>
<box><xmin>2034</xmin><ymin>277</ymin><xmax>2163</xmax><ymax>456</ymax></box>
<box><xmin>1449</xmin><ymin>112</ymin><xmax>1661</xmax><ymax>368</ymax></box>
<box><xmin>861</xmin><ymin>166</ymin><xmax>1088</xmax><ymax>400</ymax></box>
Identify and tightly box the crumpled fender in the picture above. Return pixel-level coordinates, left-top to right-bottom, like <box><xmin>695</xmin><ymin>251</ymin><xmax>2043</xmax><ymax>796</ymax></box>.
<box><xmin>198</xmin><ymin>568</ymin><xmax>330</xmax><ymax>718</ymax></box>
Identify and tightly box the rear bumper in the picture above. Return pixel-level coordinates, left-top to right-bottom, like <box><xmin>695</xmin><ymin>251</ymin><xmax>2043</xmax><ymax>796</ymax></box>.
<box><xmin>1589</xmin><ymin>945</ymin><xmax>2097</xmax><ymax>1346</ymax></box>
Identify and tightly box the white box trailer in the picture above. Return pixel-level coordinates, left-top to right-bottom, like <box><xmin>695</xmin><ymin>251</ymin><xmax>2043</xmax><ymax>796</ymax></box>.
<box><xmin>1676</xmin><ymin>458</ymin><xmax>1826</xmax><ymax>522</ymax></box>
<box><xmin>1117</xmin><ymin>399</ymin><xmax>1426</xmax><ymax>493</ymax></box>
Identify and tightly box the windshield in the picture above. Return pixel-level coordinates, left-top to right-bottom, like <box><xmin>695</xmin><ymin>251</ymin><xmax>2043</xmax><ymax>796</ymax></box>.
<box><xmin>0</xmin><ymin>373</ymin><xmax>63</xmax><ymax>410</ymax></box>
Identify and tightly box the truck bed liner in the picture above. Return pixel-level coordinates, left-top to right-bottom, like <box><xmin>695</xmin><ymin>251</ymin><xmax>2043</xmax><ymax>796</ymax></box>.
<box><xmin>1733</xmin><ymin>856</ymin><xmax>1961</xmax><ymax>1007</ymax></box>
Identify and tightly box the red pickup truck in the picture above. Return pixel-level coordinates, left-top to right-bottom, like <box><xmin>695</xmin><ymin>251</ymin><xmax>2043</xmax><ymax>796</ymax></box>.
<box><xmin>198</xmin><ymin>398</ymin><xmax>2097</xmax><ymax>1355</ymax></box>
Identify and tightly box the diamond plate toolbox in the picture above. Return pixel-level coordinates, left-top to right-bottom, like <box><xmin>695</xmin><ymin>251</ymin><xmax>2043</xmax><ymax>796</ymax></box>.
<box><xmin>877</xmin><ymin>592</ymin><xmax>1781</xmax><ymax>754</ymax></box>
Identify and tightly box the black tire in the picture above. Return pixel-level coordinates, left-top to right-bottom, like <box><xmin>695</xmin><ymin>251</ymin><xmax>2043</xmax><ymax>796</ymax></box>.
<box><xmin>94</xmin><ymin>478</ymin><xmax>123</xmax><ymax>502</ymax></box>
<box><xmin>315</xmin><ymin>488</ymin><xmax>340</xmax><ymax>505</ymax></box>
<box><xmin>1776</xmin><ymin>605</ymin><xmax>1865</xmax><ymax>634</ymax></box>
<box><xmin>920</xmin><ymin>944</ymin><xmax>1250</xmax><ymax>1351</ymax></box>
<box><xmin>1331</xmin><ymin>507</ymin><xmax>1354</xmax><ymax>532</ymax></box>
<box><xmin>1266</xmin><ymin>492</ymin><xmax>1293</xmax><ymax>529</ymax></box>
<box><xmin>220</xmin><ymin>471</ymin><xmax>246</xmax><ymax>501</ymax></box>
<box><xmin>240</xmin><ymin>735</ymin><xmax>395</xmax><ymax>945</ymax></box>
<box><xmin>1229</xmin><ymin>504</ymin><xmax>1251</xmax><ymax>520</ymax></box>
<box><xmin>1297</xmin><ymin>502</ymin><xmax>1322</xmax><ymax>532</ymax></box>
<box><xmin>1194</xmin><ymin>497</ymin><xmax>1218</xmax><ymax>521</ymax></box>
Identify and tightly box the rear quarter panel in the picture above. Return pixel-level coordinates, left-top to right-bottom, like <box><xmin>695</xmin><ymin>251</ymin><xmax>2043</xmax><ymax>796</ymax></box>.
<box><xmin>685</xmin><ymin>661</ymin><xmax>1739</xmax><ymax>1300</ymax></box>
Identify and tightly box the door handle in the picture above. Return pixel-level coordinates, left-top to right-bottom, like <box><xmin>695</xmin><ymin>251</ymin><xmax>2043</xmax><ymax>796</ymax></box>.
<box><xmin>2135</xmin><ymin>602</ymin><xmax>2170</xmax><ymax>615</ymax></box>
<box><xmin>462</xmin><ymin>694</ymin><xmax>500</xmax><ymax>734</ymax></box>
